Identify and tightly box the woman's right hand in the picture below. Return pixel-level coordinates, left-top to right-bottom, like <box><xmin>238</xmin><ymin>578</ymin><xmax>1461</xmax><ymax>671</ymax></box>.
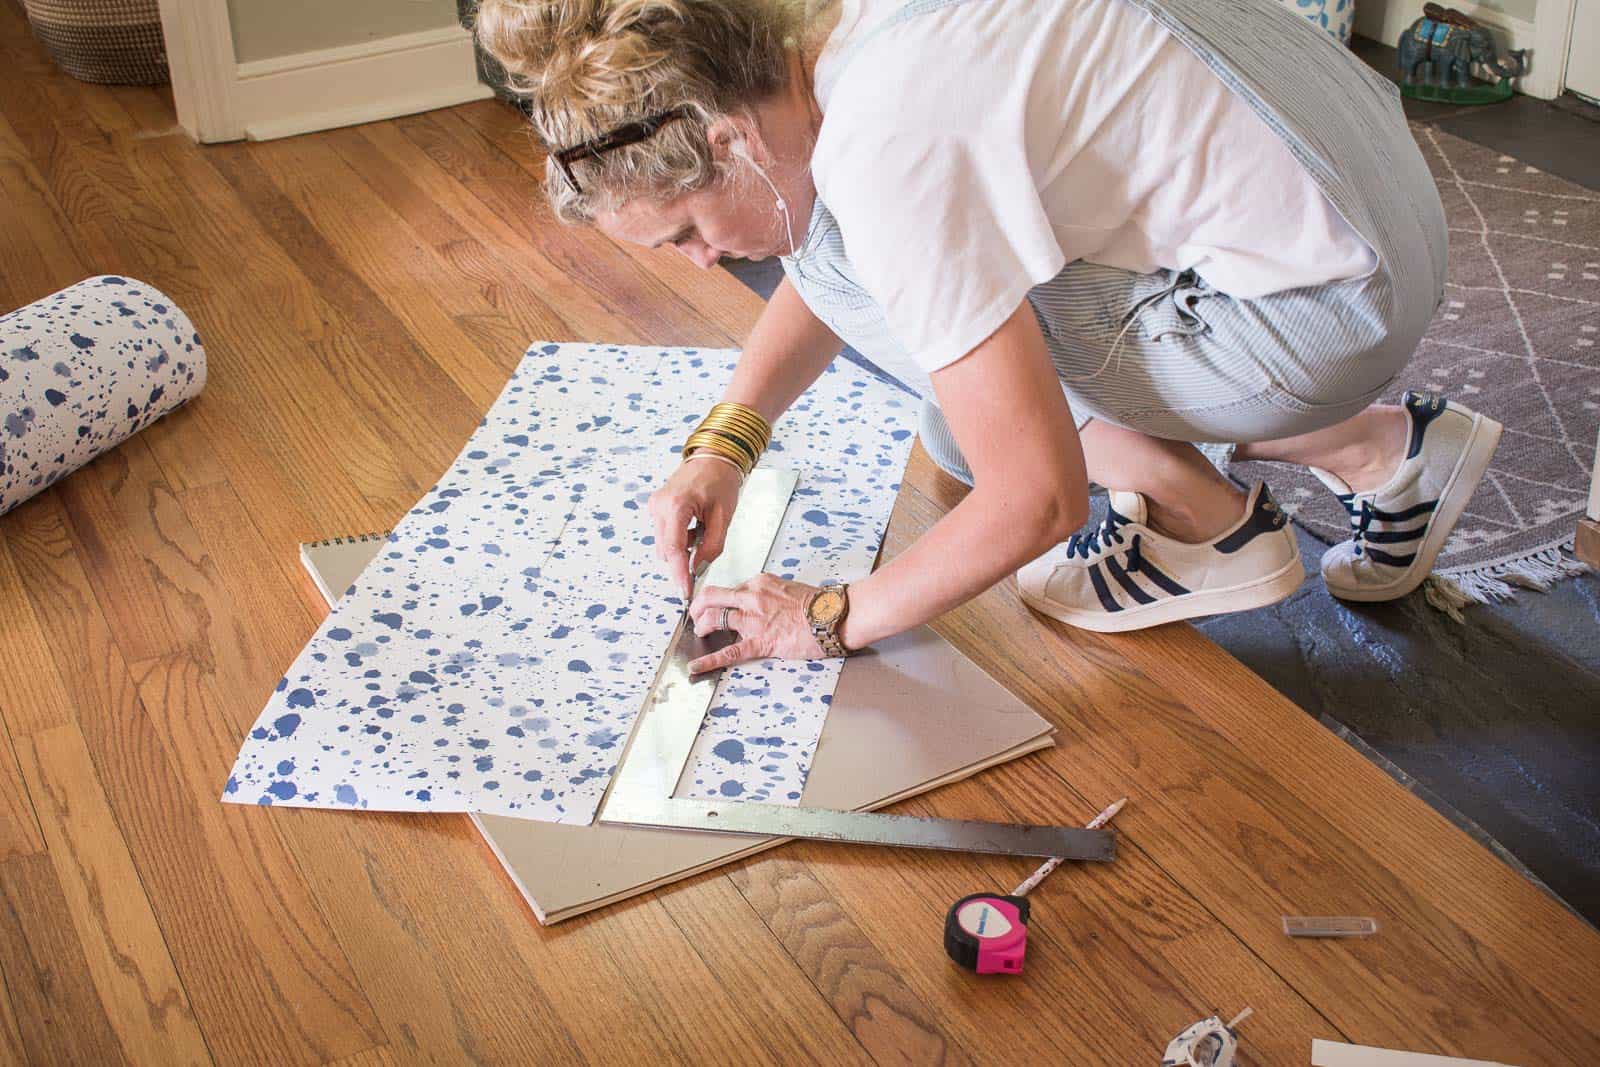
<box><xmin>648</xmin><ymin>456</ymin><xmax>744</xmax><ymax>599</ymax></box>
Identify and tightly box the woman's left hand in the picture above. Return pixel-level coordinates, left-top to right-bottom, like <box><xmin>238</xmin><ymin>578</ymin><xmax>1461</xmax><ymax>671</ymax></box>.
<box><xmin>686</xmin><ymin>573</ymin><xmax>827</xmax><ymax>674</ymax></box>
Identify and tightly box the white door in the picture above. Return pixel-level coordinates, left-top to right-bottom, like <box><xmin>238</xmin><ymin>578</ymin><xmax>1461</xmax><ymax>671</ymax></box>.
<box><xmin>1568</xmin><ymin>0</ymin><xmax>1600</xmax><ymax>101</ymax></box>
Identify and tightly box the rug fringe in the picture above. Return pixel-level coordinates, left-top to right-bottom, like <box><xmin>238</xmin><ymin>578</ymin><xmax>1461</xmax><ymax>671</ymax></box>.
<box><xmin>1425</xmin><ymin>545</ymin><xmax>1592</xmax><ymax>621</ymax></box>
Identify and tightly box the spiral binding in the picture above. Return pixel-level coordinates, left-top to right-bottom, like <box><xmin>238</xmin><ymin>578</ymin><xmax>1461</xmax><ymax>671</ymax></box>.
<box><xmin>304</xmin><ymin>531</ymin><xmax>391</xmax><ymax>547</ymax></box>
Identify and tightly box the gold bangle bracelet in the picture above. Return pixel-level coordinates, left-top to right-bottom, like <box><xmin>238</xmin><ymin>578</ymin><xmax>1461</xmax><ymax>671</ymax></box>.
<box><xmin>683</xmin><ymin>435</ymin><xmax>754</xmax><ymax>474</ymax></box>
<box><xmin>704</xmin><ymin>429</ymin><xmax>761</xmax><ymax>465</ymax></box>
<box><xmin>684</xmin><ymin>428</ymin><xmax>758</xmax><ymax>465</ymax></box>
<box><xmin>682</xmin><ymin>450</ymin><xmax>747</xmax><ymax>483</ymax></box>
<box><xmin>707</xmin><ymin>402</ymin><xmax>771</xmax><ymax>439</ymax></box>
<box><xmin>700</xmin><ymin>404</ymin><xmax>771</xmax><ymax>451</ymax></box>
<box><xmin>681</xmin><ymin>402</ymin><xmax>773</xmax><ymax>476</ymax></box>
<box><xmin>694</xmin><ymin>412</ymin><xmax>768</xmax><ymax>454</ymax></box>
<box><xmin>685</xmin><ymin>427</ymin><xmax>760</xmax><ymax>467</ymax></box>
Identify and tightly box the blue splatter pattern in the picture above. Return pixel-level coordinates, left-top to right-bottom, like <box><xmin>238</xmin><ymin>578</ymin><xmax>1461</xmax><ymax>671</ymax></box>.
<box><xmin>224</xmin><ymin>343</ymin><xmax>914</xmax><ymax>824</ymax></box>
<box><xmin>1282</xmin><ymin>0</ymin><xmax>1353</xmax><ymax>44</ymax></box>
<box><xmin>1</xmin><ymin>276</ymin><xmax>205</xmax><ymax>517</ymax></box>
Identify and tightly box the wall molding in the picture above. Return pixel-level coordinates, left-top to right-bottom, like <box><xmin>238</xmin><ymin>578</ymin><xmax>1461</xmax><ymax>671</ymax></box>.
<box><xmin>1355</xmin><ymin>0</ymin><xmax>1575</xmax><ymax>99</ymax></box>
<box><xmin>234</xmin><ymin>24</ymin><xmax>492</xmax><ymax>141</ymax></box>
<box><xmin>155</xmin><ymin>6</ymin><xmax>491</xmax><ymax>143</ymax></box>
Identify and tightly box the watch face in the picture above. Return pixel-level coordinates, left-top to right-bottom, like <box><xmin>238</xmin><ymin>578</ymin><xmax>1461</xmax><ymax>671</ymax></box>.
<box><xmin>809</xmin><ymin>589</ymin><xmax>845</xmax><ymax>624</ymax></box>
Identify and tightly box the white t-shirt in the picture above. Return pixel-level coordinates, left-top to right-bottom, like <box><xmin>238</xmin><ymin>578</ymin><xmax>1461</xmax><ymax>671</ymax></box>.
<box><xmin>808</xmin><ymin>0</ymin><xmax>1379</xmax><ymax>374</ymax></box>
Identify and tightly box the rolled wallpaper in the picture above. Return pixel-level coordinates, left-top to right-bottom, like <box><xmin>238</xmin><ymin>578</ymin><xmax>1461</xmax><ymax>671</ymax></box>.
<box><xmin>1</xmin><ymin>276</ymin><xmax>205</xmax><ymax>517</ymax></box>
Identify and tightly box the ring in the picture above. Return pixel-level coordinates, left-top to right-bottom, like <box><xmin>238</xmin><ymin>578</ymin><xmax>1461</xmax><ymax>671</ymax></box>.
<box><xmin>720</xmin><ymin>607</ymin><xmax>732</xmax><ymax>632</ymax></box>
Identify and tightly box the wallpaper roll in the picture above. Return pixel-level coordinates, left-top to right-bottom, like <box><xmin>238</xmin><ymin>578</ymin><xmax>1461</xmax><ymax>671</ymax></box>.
<box><xmin>1</xmin><ymin>276</ymin><xmax>205</xmax><ymax>517</ymax></box>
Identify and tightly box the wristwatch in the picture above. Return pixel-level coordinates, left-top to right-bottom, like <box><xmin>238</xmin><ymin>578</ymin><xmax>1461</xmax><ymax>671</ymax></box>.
<box><xmin>805</xmin><ymin>581</ymin><xmax>852</xmax><ymax>657</ymax></box>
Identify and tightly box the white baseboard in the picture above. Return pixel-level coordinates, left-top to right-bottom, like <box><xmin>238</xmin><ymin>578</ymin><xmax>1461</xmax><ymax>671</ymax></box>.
<box><xmin>233</xmin><ymin>25</ymin><xmax>492</xmax><ymax>142</ymax></box>
<box><xmin>1355</xmin><ymin>0</ymin><xmax>1570</xmax><ymax>99</ymax></box>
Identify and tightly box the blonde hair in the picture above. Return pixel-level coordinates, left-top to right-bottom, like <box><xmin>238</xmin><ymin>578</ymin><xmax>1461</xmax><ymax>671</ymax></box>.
<box><xmin>473</xmin><ymin>0</ymin><xmax>801</xmax><ymax>222</ymax></box>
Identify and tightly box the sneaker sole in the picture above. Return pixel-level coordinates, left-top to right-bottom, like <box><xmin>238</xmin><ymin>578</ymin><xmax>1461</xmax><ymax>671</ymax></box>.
<box><xmin>1018</xmin><ymin>550</ymin><xmax>1305</xmax><ymax>633</ymax></box>
<box><xmin>1325</xmin><ymin>410</ymin><xmax>1504</xmax><ymax>602</ymax></box>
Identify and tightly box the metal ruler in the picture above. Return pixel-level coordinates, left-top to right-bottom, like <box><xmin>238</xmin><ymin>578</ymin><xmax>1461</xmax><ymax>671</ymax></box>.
<box><xmin>596</xmin><ymin>467</ymin><xmax>1116</xmax><ymax>864</ymax></box>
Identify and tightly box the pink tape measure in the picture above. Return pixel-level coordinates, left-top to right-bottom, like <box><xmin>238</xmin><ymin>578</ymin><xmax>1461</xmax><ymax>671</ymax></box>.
<box><xmin>943</xmin><ymin>798</ymin><xmax>1126</xmax><ymax>976</ymax></box>
<box><xmin>945</xmin><ymin>893</ymin><xmax>1031</xmax><ymax>973</ymax></box>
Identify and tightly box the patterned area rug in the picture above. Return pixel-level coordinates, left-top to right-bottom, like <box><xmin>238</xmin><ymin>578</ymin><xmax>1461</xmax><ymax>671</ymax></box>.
<box><xmin>1227</xmin><ymin>122</ymin><xmax>1597</xmax><ymax>613</ymax></box>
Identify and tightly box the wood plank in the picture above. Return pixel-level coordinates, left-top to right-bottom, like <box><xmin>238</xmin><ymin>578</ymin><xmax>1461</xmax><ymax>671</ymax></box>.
<box><xmin>1576</xmin><ymin>516</ymin><xmax>1599</xmax><ymax>568</ymax></box>
<box><xmin>502</xmin><ymin>886</ymin><xmax>800</xmax><ymax>1066</ymax></box>
<box><xmin>175</xmin><ymin>480</ymin><xmax>335</xmax><ymax>683</ymax></box>
<box><xmin>0</xmin><ymin>111</ymin><xmax>90</xmax><ymax>311</ymax></box>
<box><xmin>3</xmin><ymin>500</ymin><xmax>382</xmax><ymax>1066</ymax></box>
<box><xmin>167</xmin><ymin>479</ymin><xmax>606</xmax><ymax>1065</ymax></box>
<box><xmin>201</xmin><ymin>142</ymin><xmax>484</xmax><ymax>466</ymax></box>
<box><xmin>348</xmin><ymin>119</ymin><xmax>645</xmax><ymax>346</ymax></box>
<box><xmin>327</xmin><ymin>123</ymin><xmax>579</xmax><ymax>351</ymax></box>
<box><xmin>0</xmin><ymin>720</ymin><xmax>43</xmax><ymax>863</ymax></box>
<box><xmin>246</xmin><ymin>133</ymin><xmax>532</xmax><ymax>411</ymax></box>
<box><xmin>52</xmin><ymin>438</ymin><xmax>223</xmax><ymax>675</ymax></box>
<box><xmin>451</xmin><ymin>99</ymin><xmax>767</xmax><ymax>344</ymax></box>
<box><xmin>0</xmin><ymin>854</ymin><xmax>129</xmax><ymax>1066</ymax></box>
<box><xmin>12</xmin><ymin>725</ymin><xmax>211</xmax><ymax>1065</ymax></box>
<box><xmin>0</xmin><ymin>521</ymin><xmax>75</xmax><ymax>732</ymax></box>
<box><xmin>0</xmin><ymin>23</ymin><xmax>409</xmax><ymax>532</ymax></box>
<box><xmin>893</xmin><ymin>773</ymin><xmax>1343</xmax><ymax>1062</ymax></box>
<box><xmin>275</xmin><ymin>809</ymin><xmax>590</xmax><ymax>1065</ymax></box>
<box><xmin>0</xmin><ymin>969</ymin><xmax>26</xmax><ymax>1067</ymax></box>
<box><xmin>51</xmin><ymin>434</ymin><xmax>302</xmax><ymax>708</ymax></box>
<box><xmin>322</xmin><ymin>1047</ymin><xmax>396</xmax><ymax>1067</ymax></box>
<box><xmin>398</xmin><ymin>108</ymin><xmax>733</xmax><ymax>348</ymax></box>
<box><xmin>790</xmin><ymin>821</ymin><xmax>1222</xmax><ymax>1065</ymax></box>
<box><xmin>887</xmin><ymin>456</ymin><xmax>1594</xmax><ymax>1063</ymax></box>
<box><xmin>110</xmin><ymin>134</ymin><xmax>423</xmax><ymax>527</ymax></box>
<box><xmin>0</xmin><ymin>5</ymin><xmax>199</xmax><ymax>303</ymax></box>
<box><xmin>726</xmin><ymin>855</ymin><xmax>976</xmax><ymax>1065</ymax></box>
<box><xmin>96</xmin><ymin>83</ymin><xmax>184</xmax><ymax>141</ymax></box>
<box><xmin>653</xmin><ymin>874</ymin><xmax>874</xmax><ymax>1067</ymax></box>
<box><xmin>1107</xmin><ymin>616</ymin><xmax>1600</xmax><ymax>1041</ymax></box>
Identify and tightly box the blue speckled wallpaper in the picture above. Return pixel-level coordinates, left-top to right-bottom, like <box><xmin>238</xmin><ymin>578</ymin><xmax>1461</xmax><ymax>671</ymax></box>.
<box><xmin>225</xmin><ymin>342</ymin><xmax>916</xmax><ymax>824</ymax></box>
<box><xmin>2</xmin><ymin>276</ymin><xmax>205</xmax><ymax>517</ymax></box>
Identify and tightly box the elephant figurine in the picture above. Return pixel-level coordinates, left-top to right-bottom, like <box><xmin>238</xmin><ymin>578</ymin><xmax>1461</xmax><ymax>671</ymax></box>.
<box><xmin>1399</xmin><ymin>4</ymin><xmax>1529</xmax><ymax>88</ymax></box>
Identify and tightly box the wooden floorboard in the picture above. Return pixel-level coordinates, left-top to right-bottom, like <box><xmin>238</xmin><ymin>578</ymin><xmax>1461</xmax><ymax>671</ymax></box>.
<box><xmin>0</xmin><ymin>854</ymin><xmax>131</xmax><ymax>1066</ymax></box>
<box><xmin>10</xmin><ymin>725</ymin><xmax>211</xmax><ymax>1066</ymax></box>
<box><xmin>0</xmin><ymin>6</ymin><xmax>1596</xmax><ymax>1063</ymax></box>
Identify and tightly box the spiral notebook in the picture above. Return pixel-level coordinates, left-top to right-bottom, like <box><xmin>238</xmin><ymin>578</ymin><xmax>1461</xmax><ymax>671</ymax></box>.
<box><xmin>300</xmin><ymin>534</ymin><xmax>1056</xmax><ymax>923</ymax></box>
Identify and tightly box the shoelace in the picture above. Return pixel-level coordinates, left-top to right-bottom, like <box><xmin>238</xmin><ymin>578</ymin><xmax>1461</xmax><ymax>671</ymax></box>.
<box><xmin>1352</xmin><ymin>499</ymin><xmax>1375</xmax><ymax>557</ymax></box>
<box><xmin>1334</xmin><ymin>495</ymin><xmax>1376</xmax><ymax>557</ymax></box>
<box><xmin>1064</xmin><ymin>509</ymin><xmax>1143</xmax><ymax>570</ymax></box>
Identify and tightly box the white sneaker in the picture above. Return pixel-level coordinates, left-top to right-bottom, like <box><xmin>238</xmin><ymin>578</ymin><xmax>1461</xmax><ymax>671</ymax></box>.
<box><xmin>1016</xmin><ymin>482</ymin><xmax>1304</xmax><ymax>633</ymax></box>
<box><xmin>1311</xmin><ymin>391</ymin><xmax>1502</xmax><ymax>602</ymax></box>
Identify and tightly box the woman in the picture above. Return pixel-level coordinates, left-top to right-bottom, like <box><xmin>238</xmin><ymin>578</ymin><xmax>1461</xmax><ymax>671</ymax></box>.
<box><xmin>474</xmin><ymin>0</ymin><xmax>1502</xmax><ymax>672</ymax></box>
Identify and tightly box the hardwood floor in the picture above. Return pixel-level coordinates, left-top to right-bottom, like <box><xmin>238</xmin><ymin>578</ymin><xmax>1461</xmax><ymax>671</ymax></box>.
<box><xmin>1</xmin><ymin>5</ymin><xmax>1597</xmax><ymax>1063</ymax></box>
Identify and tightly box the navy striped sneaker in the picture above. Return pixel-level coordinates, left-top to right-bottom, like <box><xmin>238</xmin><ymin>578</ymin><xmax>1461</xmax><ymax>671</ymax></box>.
<box><xmin>1310</xmin><ymin>391</ymin><xmax>1502</xmax><ymax>602</ymax></box>
<box><xmin>1016</xmin><ymin>482</ymin><xmax>1303</xmax><ymax>633</ymax></box>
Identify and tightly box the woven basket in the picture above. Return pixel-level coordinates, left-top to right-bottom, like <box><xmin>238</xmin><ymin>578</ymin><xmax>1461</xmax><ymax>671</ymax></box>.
<box><xmin>22</xmin><ymin>0</ymin><xmax>169</xmax><ymax>85</ymax></box>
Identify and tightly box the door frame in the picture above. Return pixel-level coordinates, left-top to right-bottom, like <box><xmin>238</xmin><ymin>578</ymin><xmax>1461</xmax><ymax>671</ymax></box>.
<box><xmin>1356</xmin><ymin>0</ymin><xmax>1579</xmax><ymax>99</ymax></box>
<box><xmin>155</xmin><ymin>0</ymin><xmax>242</xmax><ymax>142</ymax></box>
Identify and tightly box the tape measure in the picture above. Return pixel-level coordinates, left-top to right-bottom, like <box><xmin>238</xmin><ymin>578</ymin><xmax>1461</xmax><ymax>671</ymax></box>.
<box><xmin>945</xmin><ymin>894</ymin><xmax>1031</xmax><ymax>973</ymax></box>
<box><xmin>944</xmin><ymin>797</ymin><xmax>1126</xmax><ymax>976</ymax></box>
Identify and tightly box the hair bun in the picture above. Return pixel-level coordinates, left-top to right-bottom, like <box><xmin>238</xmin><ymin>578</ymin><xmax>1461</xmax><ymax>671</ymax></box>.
<box><xmin>471</xmin><ymin>0</ymin><xmax>795</xmax><ymax>220</ymax></box>
<box><xmin>476</xmin><ymin>0</ymin><xmax>693</xmax><ymax>110</ymax></box>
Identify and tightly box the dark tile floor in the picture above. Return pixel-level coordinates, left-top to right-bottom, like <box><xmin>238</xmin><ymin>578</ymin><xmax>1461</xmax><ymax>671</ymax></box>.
<box><xmin>1354</xmin><ymin>36</ymin><xmax>1600</xmax><ymax>186</ymax></box>
<box><xmin>720</xmin><ymin>39</ymin><xmax>1600</xmax><ymax>926</ymax></box>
